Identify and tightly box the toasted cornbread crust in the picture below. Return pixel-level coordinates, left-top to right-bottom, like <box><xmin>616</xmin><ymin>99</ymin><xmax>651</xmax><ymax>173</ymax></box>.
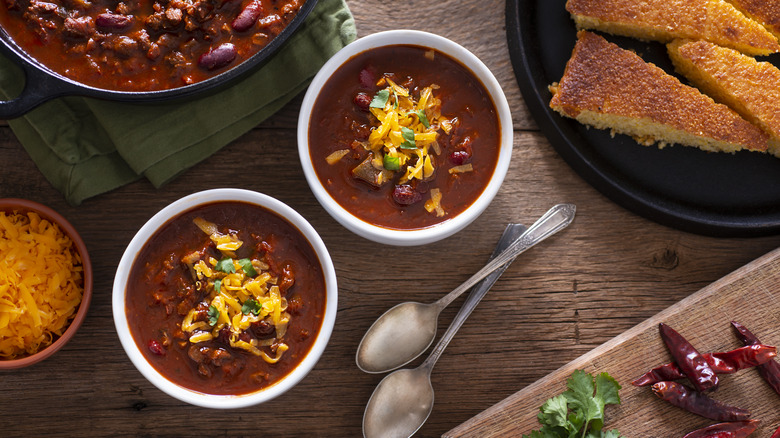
<box><xmin>549</xmin><ymin>31</ymin><xmax>769</xmax><ymax>153</ymax></box>
<box><xmin>668</xmin><ymin>39</ymin><xmax>780</xmax><ymax>156</ymax></box>
<box><xmin>566</xmin><ymin>0</ymin><xmax>780</xmax><ymax>56</ymax></box>
<box><xmin>725</xmin><ymin>0</ymin><xmax>780</xmax><ymax>40</ymax></box>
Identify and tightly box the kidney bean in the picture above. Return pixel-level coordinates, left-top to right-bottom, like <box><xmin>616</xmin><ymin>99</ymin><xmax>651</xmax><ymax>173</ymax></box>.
<box><xmin>252</xmin><ymin>320</ymin><xmax>275</xmax><ymax>337</ymax></box>
<box><xmin>393</xmin><ymin>185</ymin><xmax>422</xmax><ymax>205</ymax></box>
<box><xmin>231</xmin><ymin>0</ymin><xmax>263</xmax><ymax>31</ymax></box>
<box><xmin>198</xmin><ymin>43</ymin><xmax>237</xmax><ymax>70</ymax></box>
<box><xmin>148</xmin><ymin>339</ymin><xmax>166</xmax><ymax>356</ymax></box>
<box><xmin>96</xmin><ymin>13</ymin><xmax>133</xmax><ymax>31</ymax></box>
<box><xmin>354</xmin><ymin>92</ymin><xmax>371</xmax><ymax>111</ymax></box>
<box><xmin>449</xmin><ymin>150</ymin><xmax>471</xmax><ymax>165</ymax></box>
<box><xmin>359</xmin><ymin>67</ymin><xmax>375</xmax><ymax>88</ymax></box>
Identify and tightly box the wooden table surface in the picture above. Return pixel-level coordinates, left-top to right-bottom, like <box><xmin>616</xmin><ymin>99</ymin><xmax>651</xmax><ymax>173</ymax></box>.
<box><xmin>2</xmin><ymin>0</ymin><xmax>780</xmax><ymax>436</ymax></box>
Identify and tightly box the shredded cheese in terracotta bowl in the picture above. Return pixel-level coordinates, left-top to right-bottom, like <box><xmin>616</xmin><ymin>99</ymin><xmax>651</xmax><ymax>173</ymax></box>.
<box><xmin>0</xmin><ymin>199</ymin><xmax>92</xmax><ymax>369</ymax></box>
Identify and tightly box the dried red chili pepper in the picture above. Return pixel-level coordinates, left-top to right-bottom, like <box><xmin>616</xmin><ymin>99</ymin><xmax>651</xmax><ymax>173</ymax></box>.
<box><xmin>651</xmin><ymin>381</ymin><xmax>751</xmax><ymax>421</ymax></box>
<box><xmin>731</xmin><ymin>321</ymin><xmax>780</xmax><ymax>396</ymax></box>
<box><xmin>771</xmin><ymin>425</ymin><xmax>780</xmax><ymax>438</ymax></box>
<box><xmin>632</xmin><ymin>344</ymin><xmax>777</xmax><ymax>386</ymax></box>
<box><xmin>659</xmin><ymin>323</ymin><xmax>719</xmax><ymax>392</ymax></box>
<box><xmin>682</xmin><ymin>420</ymin><xmax>760</xmax><ymax>438</ymax></box>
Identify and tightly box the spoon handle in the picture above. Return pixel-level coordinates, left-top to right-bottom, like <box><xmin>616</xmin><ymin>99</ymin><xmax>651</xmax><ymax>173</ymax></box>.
<box><xmin>423</xmin><ymin>204</ymin><xmax>575</xmax><ymax>371</ymax></box>
<box><xmin>435</xmin><ymin>203</ymin><xmax>576</xmax><ymax>311</ymax></box>
<box><xmin>422</xmin><ymin>223</ymin><xmax>526</xmax><ymax>370</ymax></box>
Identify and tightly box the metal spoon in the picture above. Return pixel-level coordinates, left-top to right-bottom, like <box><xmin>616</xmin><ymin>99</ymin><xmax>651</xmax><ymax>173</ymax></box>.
<box><xmin>363</xmin><ymin>204</ymin><xmax>577</xmax><ymax>438</ymax></box>
<box><xmin>356</xmin><ymin>203</ymin><xmax>577</xmax><ymax>374</ymax></box>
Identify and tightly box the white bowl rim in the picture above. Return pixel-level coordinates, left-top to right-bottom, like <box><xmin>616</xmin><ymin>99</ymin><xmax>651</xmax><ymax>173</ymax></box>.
<box><xmin>112</xmin><ymin>188</ymin><xmax>338</xmax><ymax>409</ymax></box>
<box><xmin>297</xmin><ymin>30</ymin><xmax>513</xmax><ymax>246</ymax></box>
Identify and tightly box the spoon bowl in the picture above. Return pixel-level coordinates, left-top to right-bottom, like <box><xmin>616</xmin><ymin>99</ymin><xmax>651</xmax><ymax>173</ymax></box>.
<box><xmin>363</xmin><ymin>367</ymin><xmax>435</xmax><ymax>438</ymax></box>
<box><xmin>357</xmin><ymin>302</ymin><xmax>440</xmax><ymax>373</ymax></box>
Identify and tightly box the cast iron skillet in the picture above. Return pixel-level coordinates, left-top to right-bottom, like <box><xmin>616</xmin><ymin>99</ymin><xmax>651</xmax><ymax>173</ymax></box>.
<box><xmin>0</xmin><ymin>0</ymin><xmax>318</xmax><ymax>119</ymax></box>
<box><xmin>506</xmin><ymin>0</ymin><xmax>780</xmax><ymax>237</ymax></box>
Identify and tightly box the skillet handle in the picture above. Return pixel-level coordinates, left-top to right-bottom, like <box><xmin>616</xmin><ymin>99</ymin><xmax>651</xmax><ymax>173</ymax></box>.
<box><xmin>0</xmin><ymin>60</ymin><xmax>72</xmax><ymax>119</ymax></box>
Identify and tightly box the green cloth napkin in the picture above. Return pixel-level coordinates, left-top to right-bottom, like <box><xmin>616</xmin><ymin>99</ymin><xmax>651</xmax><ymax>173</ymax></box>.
<box><xmin>0</xmin><ymin>0</ymin><xmax>356</xmax><ymax>205</ymax></box>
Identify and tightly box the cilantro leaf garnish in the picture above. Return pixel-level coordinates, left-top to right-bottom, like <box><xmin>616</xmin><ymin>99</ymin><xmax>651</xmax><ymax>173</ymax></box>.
<box><xmin>241</xmin><ymin>298</ymin><xmax>262</xmax><ymax>316</ymax></box>
<box><xmin>383</xmin><ymin>154</ymin><xmax>400</xmax><ymax>171</ymax></box>
<box><xmin>214</xmin><ymin>279</ymin><xmax>222</xmax><ymax>293</ymax></box>
<box><xmin>207</xmin><ymin>305</ymin><xmax>220</xmax><ymax>326</ymax></box>
<box><xmin>237</xmin><ymin>258</ymin><xmax>257</xmax><ymax>277</ymax></box>
<box><xmin>215</xmin><ymin>258</ymin><xmax>235</xmax><ymax>273</ymax></box>
<box><xmin>370</xmin><ymin>89</ymin><xmax>390</xmax><ymax>108</ymax></box>
<box><xmin>399</xmin><ymin>127</ymin><xmax>417</xmax><ymax>149</ymax></box>
<box><xmin>416</xmin><ymin>109</ymin><xmax>430</xmax><ymax>128</ymax></box>
<box><xmin>522</xmin><ymin>370</ymin><xmax>622</xmax><ymax>438</ymax></box>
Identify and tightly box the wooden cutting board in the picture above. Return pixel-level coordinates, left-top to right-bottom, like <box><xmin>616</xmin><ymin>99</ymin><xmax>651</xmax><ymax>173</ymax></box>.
<box><xmin>445</xmin><ymin>247</ymin><xmax>780</xmax><ymax>437</ymax></box>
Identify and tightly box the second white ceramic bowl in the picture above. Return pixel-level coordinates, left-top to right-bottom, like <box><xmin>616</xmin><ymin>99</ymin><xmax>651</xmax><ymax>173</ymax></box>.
<box><xmin>112</xmin><ymin>188</ymin><xmax>338</xmax><ymax>409</ymax></box>
<box><xmin>298</xmin><ymin>30</ymin><xmax>513</xmax><ymax>246</ymax></box>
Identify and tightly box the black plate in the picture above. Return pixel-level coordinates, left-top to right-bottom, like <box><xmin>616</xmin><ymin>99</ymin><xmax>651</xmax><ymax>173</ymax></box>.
<box><xmin>506</xmin><ymin>0</ymin><xmax>780</xmax><ymax>237</ymax></box>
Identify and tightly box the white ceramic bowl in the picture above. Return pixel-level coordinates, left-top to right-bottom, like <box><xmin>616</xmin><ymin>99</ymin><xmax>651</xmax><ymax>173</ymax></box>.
<box><xmin>297</xmin><ymin>30</ymin><xmax>513</xmax><ymax>246</ymax></box>
<box><xmin>112</xmin><ymin>189</ymin><xmax>337</xmax><ymax>409</ymax></box>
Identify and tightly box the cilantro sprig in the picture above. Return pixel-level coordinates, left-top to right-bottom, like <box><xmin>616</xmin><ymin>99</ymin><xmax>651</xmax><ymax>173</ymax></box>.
<box><xmin>207</xmin><ymin>305</ymin><xmax>220</xmax><ymax>326</ymax></box>
<box><xmin>523</xmin><ymin>370</ymin><xmax>622</xmax><ymax>438</ymax></box>
<box><xmin>383</xmin><ymin>154</ymin><xmax>400</xmax><ymax>171</ymax></box>
<box><xmin>237</xmin><ymin>258</ymin><xmax>257</xmax><ymax>277</ymax></box>
<box><xmin>399</xmin><ymin>127</ymin><xmax>417</xmax><ymax>149</ymax></box>
<box><xmin>370</xmin><ymin>89</ymin><xmax>390</xmax><ymax>108</ymax></box>
<box><xmin>241</xmin><ymin>298</ymin><xmax>262</xmax><ymax>316</ymax></box>
<box><xmin>416</xmin><ymin>109</ymin><xmax>430</xmax><ymax>128</ymax></box>
<box><xmin>215</xmin><ymin>258</ymin><xmax>235</xmax><ymax>273</ymax></box>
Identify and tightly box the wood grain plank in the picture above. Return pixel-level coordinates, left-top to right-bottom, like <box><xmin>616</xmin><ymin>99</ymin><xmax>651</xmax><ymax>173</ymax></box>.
<box><xmin>3</xmin><ymin>125</ymin><xmax>780</xmax><ymax>436</ymax></box>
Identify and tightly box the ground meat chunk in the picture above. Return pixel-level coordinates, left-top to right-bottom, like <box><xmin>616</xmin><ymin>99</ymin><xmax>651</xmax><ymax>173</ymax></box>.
<box><xmin>144</xmin><ymin>10</ymin><xmax>165</xmax><ymax>30</ymax></box>
<box><xmin>63</xmin><ymin>16</ymin><xmax>95</xmax><ymax>39</ymax></box>
<box><xmin>165</xmin><ymin>7</ymin><xmax>182</xmax><ymax>25</ymax></box>
<box><xmin>28</xmin><ymin>0</ymin><xmax>58</xmax><ymax>14</ymax></box>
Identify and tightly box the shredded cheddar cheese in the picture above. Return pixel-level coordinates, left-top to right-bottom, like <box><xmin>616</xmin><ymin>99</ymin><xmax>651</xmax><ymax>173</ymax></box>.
<box><xmin>182</xmin><ymin>218</ymin><xmax>290</xmax><ymax>364</ymax></box>
<box><xmin>0</xmin><ymin>211</ymin><xmax>83</xmax><ymax>359</ymax></box>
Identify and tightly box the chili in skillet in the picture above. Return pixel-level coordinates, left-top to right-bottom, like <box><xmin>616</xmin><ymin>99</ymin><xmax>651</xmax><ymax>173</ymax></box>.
<box><xmin>0</xmin><ymin>0</ymin><xmax>304</xmax><ymax>91</ymax></box>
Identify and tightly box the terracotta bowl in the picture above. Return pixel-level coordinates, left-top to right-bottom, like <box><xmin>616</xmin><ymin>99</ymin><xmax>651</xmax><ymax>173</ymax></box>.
<box><xmin>0</xmin><ymin>198</ymin><xmax>93</xmax><ymax>369</ymax></box>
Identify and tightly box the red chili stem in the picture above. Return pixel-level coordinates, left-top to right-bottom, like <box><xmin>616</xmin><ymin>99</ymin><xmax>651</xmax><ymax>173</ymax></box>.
<box><xmin>651</xmin><ymin>381</ymin><xmax>751</xmax><ymax>421</ymax></box>
<box><xmin>731</xmin><ymin>321</ymin><xmax>780</xmax><ymax>396</ymax></box>
<box><xmin>632</xmin><ymin>344</ymin><xmax>777</xmax><ymax>386</ymax></box>
<box><xmin>659</xmin><ymin>323</ymin><xmax>719</xmax><ymax>392</ymax></box>
<box><xmin>682</xmin><ymin>420</ymin><xmax>760</xmax><ymax>438</ymax></box>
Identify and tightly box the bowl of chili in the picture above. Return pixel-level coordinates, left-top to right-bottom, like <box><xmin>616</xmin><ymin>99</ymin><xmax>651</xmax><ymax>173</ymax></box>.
<box><xmin>297</xmin><ymin>30</ymin><xmax>513</xmax><ymax>246</ymax></box>
<box><xmin>0</xmin><ymin>0</ymin><xmax>318</xmax><ymax>118</ymax></box>
<box><xmin>112</xmin><ymin>189</ymin><xmax>337</xmax><ymax>408</ymax></box>
<box><xmin>0</xmin><ymin>198</ymin><xmax>93</xmax><ymax>369</ymax></box>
